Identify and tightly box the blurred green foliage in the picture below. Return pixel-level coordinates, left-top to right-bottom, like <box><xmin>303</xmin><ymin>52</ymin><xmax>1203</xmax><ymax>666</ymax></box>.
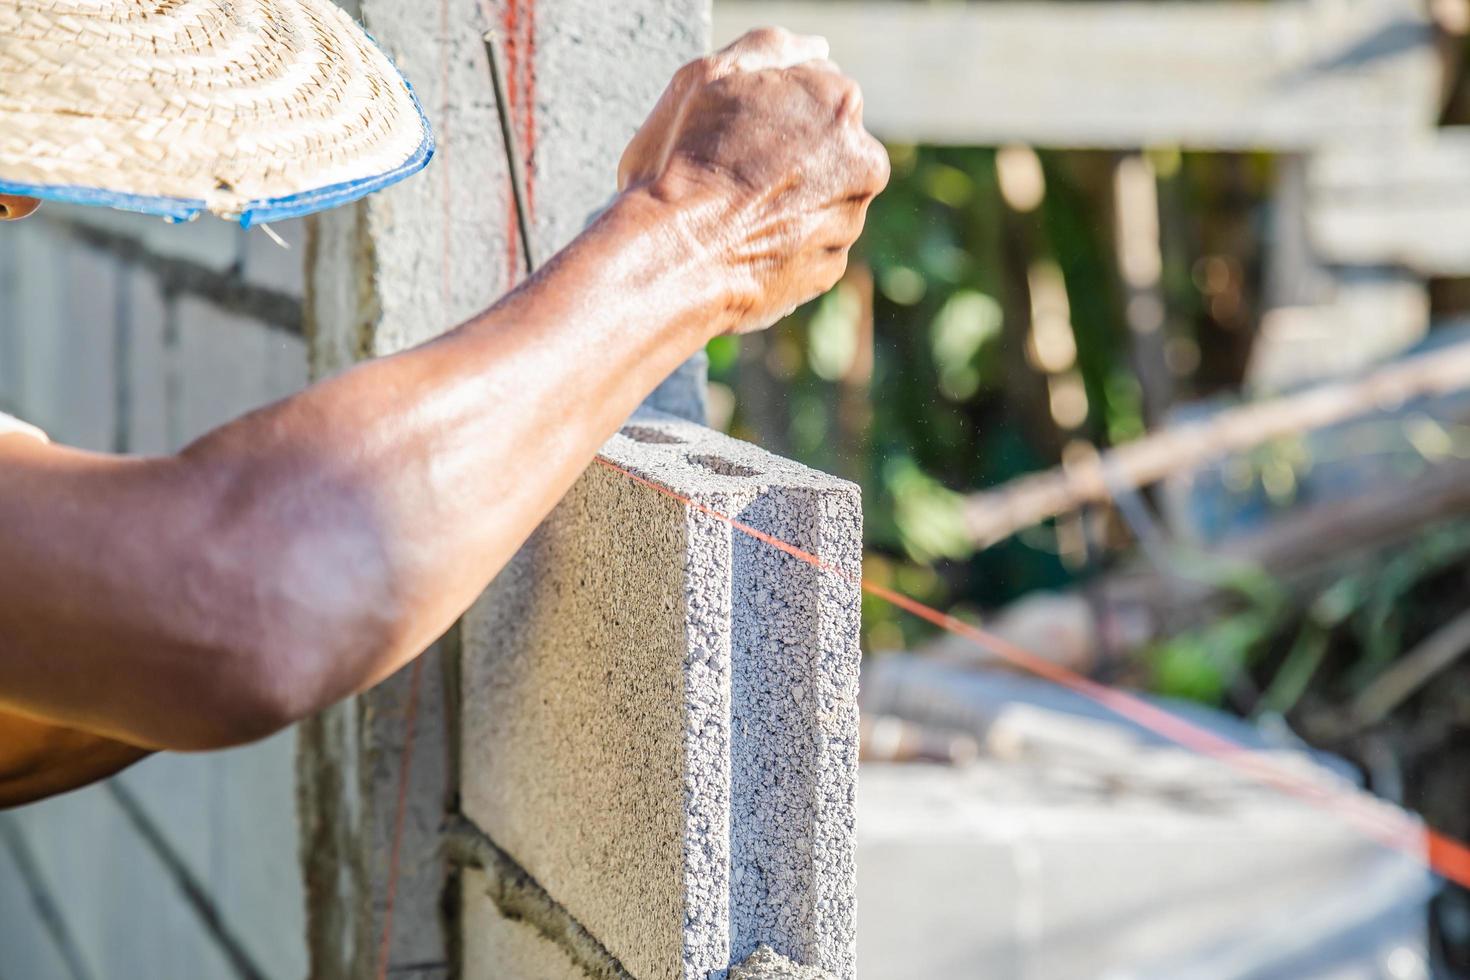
<box><xmin>706</xmin><ymin>139</ymin><xmax>1464</xmax><ymax>733</ymax></box>
<box><xmin>709</xmin><ymin>143</ymin><xmax>1233</xmax><ymax>650</ymax></box>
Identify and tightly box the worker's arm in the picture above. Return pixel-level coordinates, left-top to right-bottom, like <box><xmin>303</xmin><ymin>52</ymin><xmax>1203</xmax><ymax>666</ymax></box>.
<box><xmin>0</xmin><ymin>711</ymin><xmax>150</xmax><ymax>807</ymax></box>
<box><xmin>0</xmin><ymin>30</ymin><xmax>887</xmax><ymax>774</ymax></box>
<box><xmin>0</xmin><ymin>423</ymin><xmax>153</xmax><ymax>806</ymax></box>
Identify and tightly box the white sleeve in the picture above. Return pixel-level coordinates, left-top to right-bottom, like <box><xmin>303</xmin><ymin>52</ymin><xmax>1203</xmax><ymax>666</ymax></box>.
<box><xmin>0</xmin><ymin>411</ymin><xmax>49</xmax><ymax>444</ymax></box>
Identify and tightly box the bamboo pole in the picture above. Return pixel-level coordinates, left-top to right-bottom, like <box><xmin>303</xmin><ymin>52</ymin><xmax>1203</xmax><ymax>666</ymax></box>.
<box><xmin>962</xmin><ymin>340</ymin><xmax>1470</xmax><ymax>547</ymax></box>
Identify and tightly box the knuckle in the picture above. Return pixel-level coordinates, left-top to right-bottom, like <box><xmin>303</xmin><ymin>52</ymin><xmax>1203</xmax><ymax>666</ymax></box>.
<box><xmin>851</xmin><ymin>133</ymin><xmax>889</xmax><ymax>189</ymax></box>
<box><xmin>745</xmin><ymin>25</ymin><xmax>788</xmax><ymax>48</ymax></box>
<box><xmin>826</xmin><ymin>253</ymin><xmax>850</xmax><ymax>289</ymax></box>
<box><xmin>816</xmin><ymin>70</ymin><xmax>860</xmax><ymax>109</ymax></box>
<box><xmin>679</xmin><ymin>57</ymin><xmax>718</xmax><ymax>86</ymax></box>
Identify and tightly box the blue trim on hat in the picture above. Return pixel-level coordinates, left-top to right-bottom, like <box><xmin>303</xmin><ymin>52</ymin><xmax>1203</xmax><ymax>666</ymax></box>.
<box><xmin>0</xmin><ymin>32</ymin><xmax>435</xmax><ymax>227</ymax></box>
<box><xmin>0</xmin><ymin>177</ymin><xmax>205</xmax><ymax>221</ymax></box>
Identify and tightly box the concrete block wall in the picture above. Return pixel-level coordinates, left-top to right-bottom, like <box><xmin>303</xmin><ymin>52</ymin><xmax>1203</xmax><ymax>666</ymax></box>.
<box><xmin>301</xmin><ymin>1</ymin><xmax>864</xmax><ymax>978</ymax></box>
<box><xmin>0</xmin><ymin>203</ymin><xmax>310</xmax><ymax>979</ymax></box>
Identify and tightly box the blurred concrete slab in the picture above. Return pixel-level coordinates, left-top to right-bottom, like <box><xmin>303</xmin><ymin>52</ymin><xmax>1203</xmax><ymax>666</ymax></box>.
<box><xmin>714</xmin><ymin>0</ymin><xmax>1437</xmax><ymax>149</ymax></box>
<box><xmin>858</xmin><ymin>656</ymin><xmax>1434</xmax><ymax>980</ymax></box>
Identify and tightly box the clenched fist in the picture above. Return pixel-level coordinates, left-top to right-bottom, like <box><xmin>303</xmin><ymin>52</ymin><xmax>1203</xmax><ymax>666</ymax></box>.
<box><xmin>618</xmin><ymin>27</ymin><xmax>890</xmax><ymax>335</ymax></box>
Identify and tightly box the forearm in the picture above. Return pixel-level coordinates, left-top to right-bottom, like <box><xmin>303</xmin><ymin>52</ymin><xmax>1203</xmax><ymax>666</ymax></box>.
<box><xmin>183</xmin><ymin>188</ymin><xmax>722</xmax><ymax>699</ymax></box>
<box><xmin>0</xmin><ymin>190</ymin><xmax>720</xmax><ymax>749</ymax></box>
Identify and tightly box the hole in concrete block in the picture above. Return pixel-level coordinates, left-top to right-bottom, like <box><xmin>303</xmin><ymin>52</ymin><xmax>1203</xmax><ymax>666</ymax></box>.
<box><xmin>687</xmin><ymin>454</ymin><xmax>762</xmax><ymax>478</ymax></box>
<box><xmin>622</xmin><ymin>425</ymin><xmax>686</xmax><ymax>445</ymax></box>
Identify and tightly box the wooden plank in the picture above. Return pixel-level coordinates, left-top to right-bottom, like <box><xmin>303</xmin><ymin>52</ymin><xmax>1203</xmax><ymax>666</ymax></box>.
<box><xmin>713</xmin><ymin>0</ymin><xmax>1439</xmax><ymax>148</ymax></box>
<box><xmin>1254</xmin><ymin>157</ymin><xmax>1428</xmax><ymax>391</ymax></box>
<box><xmin>1309</xmin><ymin>130</ymin><xmax>1470</xmax><ymax>275</ymax></box>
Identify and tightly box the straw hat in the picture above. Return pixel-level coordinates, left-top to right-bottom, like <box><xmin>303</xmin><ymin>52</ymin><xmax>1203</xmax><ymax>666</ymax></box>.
<box><xmin>0</xmin><ymin>0</ymin><xmax>433</xmax><ymax>226</ymax></box>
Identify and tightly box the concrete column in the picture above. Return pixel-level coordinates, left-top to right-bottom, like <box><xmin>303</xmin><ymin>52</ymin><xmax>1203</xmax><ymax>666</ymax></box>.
<box><xmin>300</xmin><ymin>2</ymin><xmax>785</xmax><ymax>978</ymax></box>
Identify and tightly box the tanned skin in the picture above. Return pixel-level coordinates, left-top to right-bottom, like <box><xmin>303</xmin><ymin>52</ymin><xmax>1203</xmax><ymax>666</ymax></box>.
<box><xmin>0</xmin><ymin>28</ymin><xmax>888</xmax><ymax>806</ymax></box>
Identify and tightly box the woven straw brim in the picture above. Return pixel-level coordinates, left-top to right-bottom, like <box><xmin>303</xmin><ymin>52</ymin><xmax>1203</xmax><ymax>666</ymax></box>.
<box><xmin>0</xmin><ymin>0</ymin><xmax>433</xmax><ymax>225</ymax></box>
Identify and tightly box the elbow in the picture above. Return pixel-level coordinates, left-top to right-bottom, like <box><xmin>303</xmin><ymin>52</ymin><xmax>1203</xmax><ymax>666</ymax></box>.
<box><xmin>181</xmin><ymin>644</ymin><xmax>320</xmax><ymax>751</ymax></box>
<box><xmin>173</xmin><ymin>593</ymin><xmax>402</xmax><ymax>752</ymax></box>
<box><xmin>164</xmin><ymin>468</ymin><xmax>409</xmax><ymax>751</ymax></box>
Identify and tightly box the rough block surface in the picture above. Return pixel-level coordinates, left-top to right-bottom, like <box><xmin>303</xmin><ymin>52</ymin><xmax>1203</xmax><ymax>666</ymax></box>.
<box><xmin>461</xmin><ymin>411</ymin><xmax>861</xmax><ymax>980</ymax></box>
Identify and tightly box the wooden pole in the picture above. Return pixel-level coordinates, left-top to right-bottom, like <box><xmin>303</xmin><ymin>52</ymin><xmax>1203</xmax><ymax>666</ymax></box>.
<box><xmin>962</xmin><ymin>340</ymin><xmax>1470</xmax><ymax>548</ymax></box>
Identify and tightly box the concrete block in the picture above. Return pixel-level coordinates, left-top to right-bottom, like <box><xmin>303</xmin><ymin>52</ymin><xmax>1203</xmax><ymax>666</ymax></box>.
<box><xmin>729</xmin><ymin>946</ymin><xmax>838</xmax><ymax>980</ymax></box>
<box><xmin>213</xmin><ymin>733</ymin><xmax>310</xmax><ymax>980</ymax></box>
<box><xmin>0</xmin><ymin>823</ymin><xmax>82</xmax><ymax>980</ymax></box>
<box><xmin>346</xmin><ymin>0</ymin><xmax>518</xmax><ymax>355</ymax></box>
<box><xmin>54</xmin><ymin>244</ymin><xmax>121</xmax><ymax>451</ymax></box>
<box><xmin>532</xmin><ymin>0</ymin><xmax>709</xmax><ymax>420</ymax></box>
<box><xmin>116</xmin><ymin>733</ymin><xmax>309</xmax><ymax>980</ymax></box>
<box><xmin>1309</xmin><ymin>129</ymin><xmax>1470</xmax><ymax>276</ymax></box>
<box><xmin>857</xmin><ymin>656</ymin><xmax>1434</xmax><ymax>980</ymax></box>
<box><xmin>2</xmin><ymin>217</ymin><xmax>118</xmax><ymax>449</ymax></box>
<box><xmin>1250</xmin><ymin>268</ymin><xmax>1429</xmax><ymax>392</ymax></box>
<box><xmin>302</xmin><ymin>2</ymin><xmax>715</xmax><ymax>976</ymax></box>
<box><xmin>460</xmin><ymin>411</ymin><xmax>862</xmax><ymax>980</ymax></box>
<box><xmin>121</xmin><ymin>266</ymin><xmax>174</xmax><ymax>454</ymax></box>
<box><xmin>0</xmin><ymin>191</ymin><xmax>307</xmax><ymax>980</ymax></box>
<box><xmin>0</xmin><ymin>215</ymin><xmax>68</xmax><ymax>427</ymax></box>
<box><xmin>0</xmin><ymin>225</ymin><xmax>22</xmax><ymax>412</ymax></box>
<box><xmin>856</xmin><ymin>761</ymin><xmax>1432</xmax><ymax>980</ymax></box>
<box><xmin>297</xmin><ymin>632</ymin><xmax>458</xmax><ymax>980</ymax></box>
<box><xmin>532</xmin><ymin>0</ymin><xmax>708</xmax><ymax>256</ymax></box>
<box><xmin>1257</xmin><ymin>156</ymin><xmax>1429</xmax><ymax>391</ymax></box>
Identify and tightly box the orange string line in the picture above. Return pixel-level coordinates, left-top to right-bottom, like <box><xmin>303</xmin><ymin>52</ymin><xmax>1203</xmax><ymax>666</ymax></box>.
<box><xmin>593</xmin><ymin>454</ymin><xmax>1470</xmax><ymax>890</ymax></box>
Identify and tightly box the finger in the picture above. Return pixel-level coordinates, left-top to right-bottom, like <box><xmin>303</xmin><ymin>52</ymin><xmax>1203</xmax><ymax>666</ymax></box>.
<box><xmin>801</xmin><ymin>57</ymin><xmax>844</xmax><ymax>75</ymax></box>
<box><xmin>816</xmin><ymin>206</ymin><xmax>869</xmax><ymax>254</ymax></box>
<box><xmin>855</xmin><ymin>131</ymin><xmax>890</xmax><ymax>194</ymax></box>
<box><xmin>618</xmin><ymin>61</ymin><xmax>703</xmax><ymax>189</ymax></box>
<box><xmin>785</xmin><ymin>61</ymin><xmax>865</xmax><ymax>125</ymax></box>
<box><xmin>718</xmin><ymin>26</ymin><xmax>829</xmax><ymax>72</ymax></box>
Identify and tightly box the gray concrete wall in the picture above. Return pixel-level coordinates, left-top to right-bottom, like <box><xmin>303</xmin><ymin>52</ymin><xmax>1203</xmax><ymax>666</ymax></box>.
<box><xmin>301</xmin><ymin>1</ymin><xmax>864</xmax><ymax>978</ymax></box>
<box><xmin>0</xmin><ymin>205</ymin><xmax>310</xmax><ymax>979</ymax></box>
